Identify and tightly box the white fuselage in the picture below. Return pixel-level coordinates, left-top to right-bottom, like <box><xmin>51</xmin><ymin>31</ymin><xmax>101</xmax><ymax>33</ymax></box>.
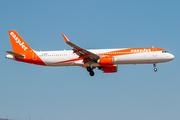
<box><xmin>34</xmin><ymin>48</ymin><xmax>174</xmax><ymax>67</ymax></box>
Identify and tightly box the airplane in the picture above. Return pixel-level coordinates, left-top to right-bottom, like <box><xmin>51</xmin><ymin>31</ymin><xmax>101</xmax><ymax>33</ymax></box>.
<box><xmin>6</xmin><ymin>30</ymin><xmax>174</xmax><ymax>76</ymax></box>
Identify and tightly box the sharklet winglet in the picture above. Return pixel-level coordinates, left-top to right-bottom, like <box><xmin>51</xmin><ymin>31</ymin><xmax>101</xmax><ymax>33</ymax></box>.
<box><xmin>62</xmin><ymin>33</ymin><xmax>69</xmax><ymax>42</ymax></box>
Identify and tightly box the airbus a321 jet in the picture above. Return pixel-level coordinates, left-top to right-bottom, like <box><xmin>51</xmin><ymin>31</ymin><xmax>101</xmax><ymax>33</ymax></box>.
<box><xmin>6</xmin><ymin>30</ymin><xmax>174</xmax><ymax>76</ymax></box>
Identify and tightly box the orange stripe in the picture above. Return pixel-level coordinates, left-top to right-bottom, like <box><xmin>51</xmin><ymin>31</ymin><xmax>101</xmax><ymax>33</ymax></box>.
<box><xmin>54</xmin><ymin>58</ymin><xmax>82</xmax><ymax>64</ymax></box>
<box><xmin>99</xmin><ymin>48</ymin><xmax>166</xmax><ymax>57</ymax></box>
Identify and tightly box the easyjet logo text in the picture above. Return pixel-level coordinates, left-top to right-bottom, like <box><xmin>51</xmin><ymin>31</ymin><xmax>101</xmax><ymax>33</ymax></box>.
<box><xmin>131</xmin><ymin>49</ymin><xmax>151</xmax><ymax>53</ymax></box>
<box><xmin>10</xmin><ymin>32</ymin><xmax>28</xmax><ymax>51</ymax></box>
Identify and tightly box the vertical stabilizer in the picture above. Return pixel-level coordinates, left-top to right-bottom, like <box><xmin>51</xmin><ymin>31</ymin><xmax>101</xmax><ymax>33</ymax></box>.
<box><xmin>8</xmin><ymin>30</ymin><xmax>33</xmax><ymax>54</ymax></box>
<box><xmin>7</xmin><ymin>30</ymin><xmax>46</xmax><ymax>66</ymax></box>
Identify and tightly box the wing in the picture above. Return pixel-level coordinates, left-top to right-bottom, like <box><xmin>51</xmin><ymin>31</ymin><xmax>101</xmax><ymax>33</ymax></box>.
<box><xmin>62</xmin><ymin>33</ymin><xmax>100</xmax><ymax>64</ymax></box>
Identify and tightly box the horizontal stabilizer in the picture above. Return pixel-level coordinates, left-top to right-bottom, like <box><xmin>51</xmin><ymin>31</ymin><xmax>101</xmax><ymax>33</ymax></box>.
<box><xmin>6</xmin><ymin>51</ymin><xmax>25</xmax><ymax>58</ymax></box>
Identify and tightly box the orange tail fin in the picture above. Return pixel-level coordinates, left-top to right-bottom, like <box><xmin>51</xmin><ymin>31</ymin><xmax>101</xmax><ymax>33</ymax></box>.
<box><xmin>8</xmin><ymin>30</ymin><xmax>46</xmax><ymax>66</ymax></box>
<box><xmin>8</xmin><ymin>30</ymin><xmax>33</xmax><ymax>54</ymax></box>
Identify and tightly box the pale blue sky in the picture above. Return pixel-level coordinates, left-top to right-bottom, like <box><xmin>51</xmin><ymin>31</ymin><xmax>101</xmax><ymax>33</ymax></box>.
<box><xmin>0</xmin><ymin>0</ymin><xmax>180</xmax><ymax>120</ymax></box>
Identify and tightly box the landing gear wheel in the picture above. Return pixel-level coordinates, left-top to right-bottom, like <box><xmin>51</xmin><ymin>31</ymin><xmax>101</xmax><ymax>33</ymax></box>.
<box><xmin>87</xmin><ymin>67</ymin><xmax>92</xmax><ymax>72</ymax></box>
<box><xmin>89</xmin><ymin>71</ymin><xmax>95</xmax><ymax>76</ymax></box>
<box><xmin>153</xmin><ymin>63</ymin><xmax>157</xmax><ymax>72</ymax></box>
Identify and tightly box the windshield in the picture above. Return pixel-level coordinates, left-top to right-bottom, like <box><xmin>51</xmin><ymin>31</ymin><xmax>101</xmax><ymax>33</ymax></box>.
<box><xmin>162</xmin><ymin>51</ymin><xmax>168</xmax><ymax>53</ymax></box>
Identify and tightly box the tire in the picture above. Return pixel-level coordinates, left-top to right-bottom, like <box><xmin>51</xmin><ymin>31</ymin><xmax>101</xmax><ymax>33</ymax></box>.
<box><xmin>154</xmin><ymin>68</ymin><xmax>157</xmax><ymax>72</ymax></box>
<box><xmin>87</xmin><ymin>67</ymin><xmax>92</xmax><ymax>72</ymax></box>
<box><xmin>89</xmin><ymin>71</ymin><xmax>95</xmax><ymax>76</ymax></box>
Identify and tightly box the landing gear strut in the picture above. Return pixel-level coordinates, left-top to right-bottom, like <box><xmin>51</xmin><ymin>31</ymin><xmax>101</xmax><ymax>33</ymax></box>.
<box><xmin>153</xmin><ymin>63</ymin><xmax>157</xmax><ymax>72</ymax></box>
<box><xmin>87</xmin><ymin>66</ymin><xmax>95</xmax><ymax>76</ymax></box>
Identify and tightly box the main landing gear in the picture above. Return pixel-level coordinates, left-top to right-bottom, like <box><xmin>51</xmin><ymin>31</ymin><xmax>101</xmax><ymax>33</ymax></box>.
<box><xmin>153</xmin><ymin>63</ymin><xmax>157</xmax><ymax>72</ymax></box>
<box><xmin>87</xmin><ymin>66</ymin><xmax>95</xmax><ymax>76</ymax></box>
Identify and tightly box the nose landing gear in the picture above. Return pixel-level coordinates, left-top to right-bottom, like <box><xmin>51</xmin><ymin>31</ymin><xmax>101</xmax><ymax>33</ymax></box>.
<box><xmin>153</xmin><ymin>63</ymin><xmax>157</xmax><ymax>72</ymax></box>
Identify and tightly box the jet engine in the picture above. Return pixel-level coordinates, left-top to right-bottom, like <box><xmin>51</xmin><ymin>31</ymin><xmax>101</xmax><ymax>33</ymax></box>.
<box><xmin>97</xmin><ymin>57</ymin><xmax>114</xmax><ymax>65</ymax></box>
<box><xmin>98</xmin><ymin>65</ymin><xmax>117</xmax><ymax>73</ymax></box>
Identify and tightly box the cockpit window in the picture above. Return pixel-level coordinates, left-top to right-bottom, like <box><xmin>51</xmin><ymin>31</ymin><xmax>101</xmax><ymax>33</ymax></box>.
<box><xmin>162</xmin><ymin>51</ymin><xmax>168</xmax><ymax>53</ymax></box>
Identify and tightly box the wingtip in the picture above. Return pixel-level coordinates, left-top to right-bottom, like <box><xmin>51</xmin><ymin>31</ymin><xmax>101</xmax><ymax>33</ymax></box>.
<box><xmin>62</xmin><ymin>33</ymin><xmax>69</xmax><ymax>42</ymax></box>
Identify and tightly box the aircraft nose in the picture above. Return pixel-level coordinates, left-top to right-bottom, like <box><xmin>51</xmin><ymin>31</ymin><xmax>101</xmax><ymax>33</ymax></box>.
<box><xmin>168</xmin><ymin>53</ymin><xmax>175</xmax><ymax>60</ymax></box>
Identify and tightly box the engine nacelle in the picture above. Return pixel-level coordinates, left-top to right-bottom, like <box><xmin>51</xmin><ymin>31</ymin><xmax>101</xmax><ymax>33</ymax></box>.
<box><xmin>97</xmin><ymin>57</ymin><xmax>114</xmax><ymax>65</ymax></box>
<box><xmin>99</xmin><ymin>65</ymin><xmax>117</xmax><ymax>73</ymax></box>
